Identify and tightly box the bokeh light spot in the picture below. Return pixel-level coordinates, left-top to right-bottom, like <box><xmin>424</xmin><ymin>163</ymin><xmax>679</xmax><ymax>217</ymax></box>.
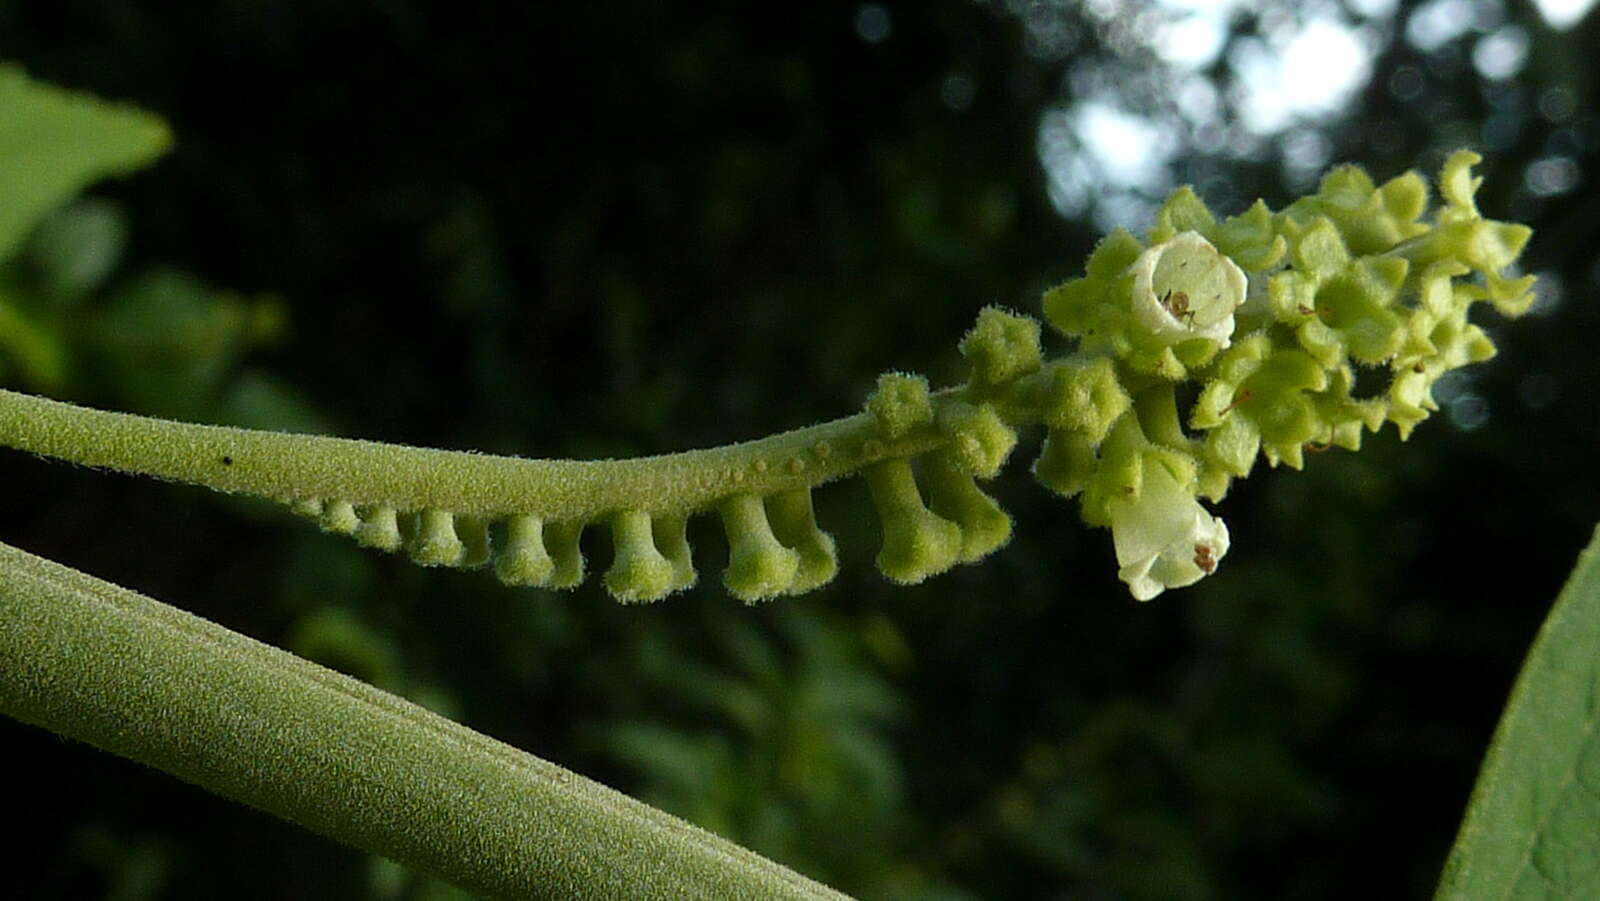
<box><xmin>1407</xmin><ymin>0</ymin><xmax>1476</xmax><ymax>51</ymax></box>
<box><xmin>941</xmin><ymin>74</ymin><xmax>977</xmax><ymax>111</ymax></box>
<box><xmin>1530</xmin><ymin>0</ymin><xmax>1600</xmax><ymax>29</ymax></box>
<box><xmin>1524</xmin><ymin>156</ymin><xmax>1581</xmax><ymax>196</ymax></box>
<box><xmin>854</xmin><ymin>4</ymin><xmax>891</xmax><ymax>43</ymax></box>
<box><xmin>1472</xmin><ymin>26</ymin><xmax>1528</xmax><ymax>80</ymax></box>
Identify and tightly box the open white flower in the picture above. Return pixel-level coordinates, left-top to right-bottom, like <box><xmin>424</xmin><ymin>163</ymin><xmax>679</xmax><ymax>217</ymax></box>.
<box><xmin>1109</xmin><ymin>459</ymin><xmax>1231</xmax><ymax>601</ymax></box>
<box><xmin>1128</xmin><ymin>231</ymin><xmax>1247</xmax><ymax>348</ymax></box>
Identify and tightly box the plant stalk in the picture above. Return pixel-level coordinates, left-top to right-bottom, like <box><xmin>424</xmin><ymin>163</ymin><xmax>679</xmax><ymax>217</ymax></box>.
<box><xmin>0</xmin><ymin>387</ymin><xmax>950</xmax><ymax>521</ymax></box>
<box><xmin>0</xmin><ymin>540</ymin><xmax>849</xmax><ymax>900</ymax></box>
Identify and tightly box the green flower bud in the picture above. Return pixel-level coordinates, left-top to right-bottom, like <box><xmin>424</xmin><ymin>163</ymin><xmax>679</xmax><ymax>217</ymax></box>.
<box><xmin>495</xmin><ymin>514</ymin><xmax>554</xmax><ymax>586</ymax></box>
<box><xmin>1311</xmin><ymin>256</ymin><xmax>1408</xmax><ymax>365</ymax></box>
<box><xmin>1202</xmin><ymin>415</ymin><xmax>1260</xmax><ymax>480</ymax></box>
<box><xmin>1211</xmin><ymin>199</ymin><xmax>1288</xmax><ymax>272</ymax></box>
<box><xmin>353</xmin><ymin>505</ymin><xmax>403</xmax><ymax>552</ymax></box>
<box><xmin>720</xmin><ymin>493</ymin><xmax>800</xmax><ymax>602</ymax></box>
<box><xmin>865</xmin><ymin>458</ymin><xmax>962</xmax><ymax>585</ymax></box>
<box><xmin>960</xmin><ymin>306</ymin><xmax>1042</xmax><ymax>389</ymax></box>
<box><xmin>408</xmin><ymin>509</ymin><xmax>465</xmax><ymax>567</ymax></box>
<box><xmin>605</xmin><ymin>509</ymin><xmax>677</xmax><ymax>603</ymax></box>
<box><xmin>866</xmin><ymin>371</ymin><xmax>933</xmax><ymax>439</ymax></box>
<box><xmin>924</xmin><ymin>448</ymin><xmax>1012</xmax><ymax>564</ymax></box>
<box><xmin>1041</xmin><ymin>228</ymin><xmax>1143</xmax><ymax>338</ymax></box>
<box><xmin>1077</xmin><ymin>415</ymin><xmax>1148</xmax><ymax>529</ymax></box>
<box><xmin>318</xmin><ymin>499</ymin><xmax>360</xmax><ymax>535</ymax></box>
<box><xmin>766</xmin><ymin>489</ymin><xmax>837</xmax><ymax>594</ymax></box>
<box><xmin>936</xmin><ymin>400</ymin><xmax>1015</xmax><ymax>479</ymax></box>
<box><xmin>457</xmin><ymin>515</ymin><xmax>492</xmax><ymax>568</ymax></box>
<box><xmin>1035</xmin><ymin>356</ymin><xmax>1130</xmax><ymax>445</ymax></box>
<box><xmin>1281</xmin><ymin>164</ymin><xmax>1429</xmax><ymax>255</ymax></box>
<box><xmin>287</xmin><ymin>497</ymin><xmax>324</xmax><ymax>519</ymax></box>
<box><xmin>651</xmin><ymin>514</ymin><xmax>698</xmax><ymax>593</ymax></box>
<box><xmin>544</xmin><ymin>521</ymin><xmax>587</xmax><ymax>589</ymax></box>
<box><xmin>1033</xmin><ymin>427</ymin><xmax>1097</xmax><ymax>500</ymax></box>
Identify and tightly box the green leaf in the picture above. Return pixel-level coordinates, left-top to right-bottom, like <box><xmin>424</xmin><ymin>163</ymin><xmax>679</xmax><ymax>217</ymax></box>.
<box><xmin>1436</xmin><ymin>523</ymin><xmax>1600</xmax><ymax>900</ymax></box>
<box><xmin>0</xmin><ymin>65</ymin><xmax>171</xmax><ymax>261</ymax></box>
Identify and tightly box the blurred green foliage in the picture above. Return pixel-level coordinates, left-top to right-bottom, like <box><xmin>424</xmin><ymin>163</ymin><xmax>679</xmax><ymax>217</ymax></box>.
<box><xmin>0</xmin><ymin>64</ymin><xmax>168</xmax><ymax>261</ymax></box>
<box><xmin>1</xmin><ymin>1</ymin><xmax>1596</xmax><ymax>899</ymax></box>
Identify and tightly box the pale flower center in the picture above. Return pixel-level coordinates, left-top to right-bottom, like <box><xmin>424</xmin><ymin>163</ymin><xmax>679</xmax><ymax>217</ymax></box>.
<box><xmin>1128</xmin><ymin>231</ymin><xmax>1247</xmax><ymax>348</ymax></box>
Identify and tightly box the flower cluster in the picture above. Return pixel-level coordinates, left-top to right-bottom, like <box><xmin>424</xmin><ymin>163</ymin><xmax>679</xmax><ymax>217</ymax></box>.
<box><xmin>1035</xmin><ymin>151</ymin><xmax>1533</xmax><ymax>599</ymax></box>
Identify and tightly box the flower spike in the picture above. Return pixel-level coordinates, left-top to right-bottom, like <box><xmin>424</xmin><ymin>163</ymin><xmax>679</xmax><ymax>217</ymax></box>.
<box><xmin>0</xmin><ymin>152</ymin><xmax>1533</xmax><ymax>604</ymax></box>
<box><xmin>1030</xmin><ymin>150</ymin><xmax>1531</xmax><ymax>597</ymax></box>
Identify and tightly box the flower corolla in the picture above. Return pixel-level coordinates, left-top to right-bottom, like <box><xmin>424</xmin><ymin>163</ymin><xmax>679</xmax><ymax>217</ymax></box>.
<box><xmin>1128</xmin><ymin>231</ymin><xmax>1246</xmax><ymax>348</ymax></box>
<box><xmin>1109</xmin><ymin>459</ymin><xmax>1230</xmax><ymax>601</ymax></box>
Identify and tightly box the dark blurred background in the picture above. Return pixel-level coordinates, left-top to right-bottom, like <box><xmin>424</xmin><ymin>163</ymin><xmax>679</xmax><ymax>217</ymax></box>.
<box><xmin>1</xmin><ymin>1</ymin><xmax>1596</xmax><ymax>898</ymax></box>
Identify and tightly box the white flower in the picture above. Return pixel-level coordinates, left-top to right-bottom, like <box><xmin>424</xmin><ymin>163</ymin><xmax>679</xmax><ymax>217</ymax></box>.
<box><xmin>1109</xmin><ymin>459</ymin><xmax>1231</xmax><ymax>601</ymax></box>
<box><xmin>1128</xmin><ymin>231</ymin><xmax>1247</xmax><ymax>348</ymax></box>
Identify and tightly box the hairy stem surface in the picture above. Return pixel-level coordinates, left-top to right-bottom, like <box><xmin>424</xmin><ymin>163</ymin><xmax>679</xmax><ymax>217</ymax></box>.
<box><xmin>0</xmin><ymin>541</ymin><xmax>848</xmax><ymax>899</ymax></box>
<box><xmin>0</xmin><ymin>387</ymin><xmax>948</xmax><ymax>520</ymax></box>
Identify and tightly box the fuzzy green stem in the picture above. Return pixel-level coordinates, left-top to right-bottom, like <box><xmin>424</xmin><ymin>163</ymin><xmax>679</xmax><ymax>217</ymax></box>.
<box><xmin>0</xmin><ymin>387</ymin><xmax>949</xmax><ymax>520</ymax></box>
<box><xmin>0</xmin><ymin>540</ymin><xmax>846</xmax><ymax>900</ymax></box>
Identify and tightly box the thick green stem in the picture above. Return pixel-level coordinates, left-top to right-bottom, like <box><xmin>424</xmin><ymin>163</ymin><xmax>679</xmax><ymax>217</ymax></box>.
<box><xmin>0</xmin><ymin>540</ymin><xmax>847</xmax><ymax>900</ymax></box>
<box><xmin>0</xmin><ymin>387</ymin><xmax>946</xmax><ymax>520</ymax></box>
